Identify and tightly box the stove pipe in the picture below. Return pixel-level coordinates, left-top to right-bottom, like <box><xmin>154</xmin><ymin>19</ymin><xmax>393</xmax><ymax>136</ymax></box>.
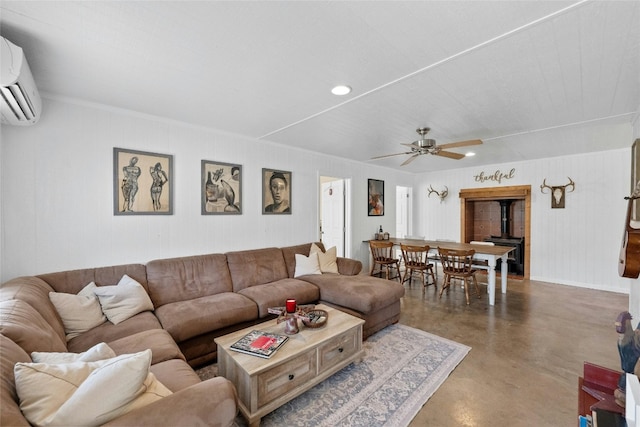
<box><xmin>499</xmin><ymin>200</ymin><xmax>512</xmax><ymax>238</ymax></box>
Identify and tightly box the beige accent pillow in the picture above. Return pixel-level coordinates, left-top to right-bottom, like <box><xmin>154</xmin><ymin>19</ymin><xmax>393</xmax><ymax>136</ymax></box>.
<box><xmin>294</xmin><ymin>252</ymin><xmax>322</xmax><ymax>277</ymax></box>
<box><xmin>310</xmin><ymin>243</ymin><xmax>339</xmax><ymax>274</ymax></box>
<box><xmin>48</xmin><ymin>282</ymin><xmax>107</xmax><ymax>341</ymax></box>
<box><xmin>93</xmin><ymin>275</ymin><xmax>154</xmax><ymax>325</ymax></box>
<box><xmin>31</xmin><ymin>342</ymin><xmax>116</xmax><ymax>364</ymax></box>
<box><xmin>14</xmin><ymin>349</ymin><xmax>172</xmax><ymax>426</ymax></box>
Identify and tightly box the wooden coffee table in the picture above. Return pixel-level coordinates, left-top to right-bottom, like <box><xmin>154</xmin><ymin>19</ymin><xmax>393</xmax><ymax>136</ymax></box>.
<box><xmin>215</xmin><ymin>304</ymin><xmax>365</xmax><ymax>427</ymax></box>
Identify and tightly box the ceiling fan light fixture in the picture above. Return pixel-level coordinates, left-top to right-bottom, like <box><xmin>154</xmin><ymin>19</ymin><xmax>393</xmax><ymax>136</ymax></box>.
<box><xmin>331</xmin><ymin>85</ymin><xmax>351</xmax><ymax>96</ymax></box>
<box><xmin>465</xmin><ymin>152</ymin><xmax>476</xmax><ymax>157</ymax></box>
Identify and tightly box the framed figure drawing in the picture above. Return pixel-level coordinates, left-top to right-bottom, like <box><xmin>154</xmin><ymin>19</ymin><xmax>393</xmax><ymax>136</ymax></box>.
<box><xmin>201</xmin><ymin>160</ymin><xmax>242</xmax><ymax>214</ymax></box>
<box><xmin>262</xmin><ymin>169</ymin><xmax>291</xmax><ymax>214</ymax></box>
<box><xmin>368</xmin><ymin>179</ymin><xmax>384</xmax><ymax>216</ymax></box>
<box><xmin>114</xmin><ymin>148</ymin><xmax>173</xmax><ymax>215</ymax></box>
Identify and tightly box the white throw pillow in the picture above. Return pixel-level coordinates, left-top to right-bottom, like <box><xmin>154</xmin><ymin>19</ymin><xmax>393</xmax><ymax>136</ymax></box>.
<box><xmin>31</xmin><ymin>342</ymin><xmax>116</xmax><ymax>364</ymax></box>
<box><xmin>49</xmin><ymin>282</ymin><xmax>107</xmax><ymax>341</ymax></box>
<box><xmin>14</xmin><ymin>349</ymin><xmax>171</xmax><ymax>426</ymax></box>
<box><xmin>310</xmin><ymin>243</ymin><xmax>339</xmax><ymax>274</ymax></box>
<box><xmin>294</xmin><ymin>252</ymin><xmax>322</xmax><ymax>277</ymax></box>
<box><xmin>93</xmin><ymin>275</ymin><xmax>154</xmax><ymax>325</ymax></box>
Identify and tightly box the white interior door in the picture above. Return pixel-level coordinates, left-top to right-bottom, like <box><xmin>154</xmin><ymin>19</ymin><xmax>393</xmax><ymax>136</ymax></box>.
<box><xmin>396</xmin><ymin>186</ymin><xmax>411</xmax><ymax>238</ymax></box>
<box><xmin>320</xmin><ymin>178</ymin><xmax>345</xmax><ymax>257</ymax></box>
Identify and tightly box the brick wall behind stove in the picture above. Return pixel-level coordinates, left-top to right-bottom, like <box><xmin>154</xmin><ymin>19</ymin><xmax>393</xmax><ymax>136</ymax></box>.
<box><xmin>470</xmin><ymin>200</ymin><xmax>525</xmax><ymax>242</ymax></box>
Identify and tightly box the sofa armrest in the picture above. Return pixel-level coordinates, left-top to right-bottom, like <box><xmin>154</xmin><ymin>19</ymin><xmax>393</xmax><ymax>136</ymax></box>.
<box><xmin>337</xmin><ymin>257</ymin><xmax>362</xmax><ymax>275</ymax></box>
<box><xmin>101</xmin><ymin>377</ymin><xmax>237</xmax><ymax>427</ymax></box>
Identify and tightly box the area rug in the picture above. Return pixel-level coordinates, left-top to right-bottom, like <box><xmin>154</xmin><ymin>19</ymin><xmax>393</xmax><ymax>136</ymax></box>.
<box><xmin>197</xmin><ymin>324</ymin><xmax>470</xmax><ymax>427</ymax></box>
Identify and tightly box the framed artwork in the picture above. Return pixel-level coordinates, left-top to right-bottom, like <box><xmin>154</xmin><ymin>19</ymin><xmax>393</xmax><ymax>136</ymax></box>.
<box><xmin>113</xmin><ymin>148</ymin><xmax>173</xmax><ymax>215</ymax></box>
<box><xmin>201</xmin><ymin>160</ymin><xmax>242</xmax><ymax>215</ymax></box>
<box><xmin>262</xmin><ymin>168</ymin><xmax>291</xmax><ymax>214</ymax></box>
<box><xmin>368</xmin><ymin>179</ymin><xmax>384</xmax><ymax>216</ymax></box>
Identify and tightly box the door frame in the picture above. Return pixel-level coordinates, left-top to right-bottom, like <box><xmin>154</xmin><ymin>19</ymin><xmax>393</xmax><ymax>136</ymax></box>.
<box><xmin>459</xmin><ymin>185</ymin><xmax>531</xmax><ymax>279</ymax></box>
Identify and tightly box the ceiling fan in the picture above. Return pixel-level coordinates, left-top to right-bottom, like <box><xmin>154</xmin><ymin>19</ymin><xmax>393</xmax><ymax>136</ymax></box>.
<box><xmin>371</xmin><ymin>127</ymin><xmax>482</xmax><ymax>166</ymax></box>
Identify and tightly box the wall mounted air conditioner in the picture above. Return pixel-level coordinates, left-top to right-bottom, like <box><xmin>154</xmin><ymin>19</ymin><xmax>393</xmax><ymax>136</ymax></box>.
<box><xmin>1</xmin><ymin>36</ymin><xmax>42</xmax><ymax>126</ymax></box>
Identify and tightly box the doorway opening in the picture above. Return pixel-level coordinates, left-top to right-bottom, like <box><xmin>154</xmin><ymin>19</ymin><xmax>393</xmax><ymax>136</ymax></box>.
<box><xmin>319</xmin><ymin>176</ymin><xmax>350</xmax><ymax>257</ymax></box>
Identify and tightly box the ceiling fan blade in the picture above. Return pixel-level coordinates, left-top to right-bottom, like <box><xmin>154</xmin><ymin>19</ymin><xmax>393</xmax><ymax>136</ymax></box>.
<box><xmin>401</xmin><ymin>153</ymin><xmax>420</xmax><ymax>166</ymax></box>
<box><xmin>435</xmin><ymin>150</ymin><xmax>466</xmax><ymax>160</ymax></box>
<box><xmin>400</xmin><ymin>142</ymin><xmax>419</xmax><ymax>148</ymax></box>
<box><xmin>438</xmin><ymin>139</ymin><xmax>483</xmax><ymax>149</ymax></box>
<box><xmin>371</xmin><ymin>152</ymin><xmax>412</xmax><ymax>160</ymax></box>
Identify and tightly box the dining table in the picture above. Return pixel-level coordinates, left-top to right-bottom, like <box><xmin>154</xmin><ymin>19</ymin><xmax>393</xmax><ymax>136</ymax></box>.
<box><xmin>366</xmin><ymin>237</ymin><xmax>515</xmax><ymax>306</ymax></box>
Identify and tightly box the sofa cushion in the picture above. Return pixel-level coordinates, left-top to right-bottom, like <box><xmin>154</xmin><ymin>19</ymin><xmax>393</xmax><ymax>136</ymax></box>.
<box><xmin>66</xmin><ymin>311</ymin><xmax>162</xmax><ymax>353</ymax></box>
<box><xmin>0</xmin><ymin>335</ymin><xmax>31</xmax><ymax>427</ymax></box>
<box><xmin>0</xmin><ymin>276</ymin><xmax>66</xmax><ymax>341</ymax></box>
<box><xmin>38</xmin><ymin>264</ymin><xmax>148</xmax><ymax>295</ymax></box>
<box><xmin>294</xmin><ymin>252</ymin><xmax>321</xmax><ymax>277</ymax></box>
<box><xmin>146</xmin><ymin>253</ymin><xmax>233</xmax><ymax>308</ymax></box>
<box><xmin>310</xmin><ymin>243</ymin><xmax>339</xmax><ymax>273</ymax></box>
<box><xmin>108</xmin><ymin>329</ymin><xmax>186</xmax><ymax>365</ymax></box>
<box><xmin>226</xmin><ymin>247</ymin><xmax>289</xmax><ymax>292</ymax></box>
<box><xmin>154</xmin><ymin>292</ymin><xmax>258</xmax><ymax>343</ymax></box>
<box><xmin>15</xmin><ymin>349</ymin><xmax>171</xmax><ymax>427</ymax></box>
<box><xmin>150</xmin><ymin>358</ymin><xmax>202</xmax><ymax>393</ymax></box>
<box><xmin>237</xmin><ymin>278</ymin><xmax>320</xmax><ymax>317</ymax></box>
<box><xmin>49</xmin><ymin>282</ymin><xmax>107</xmax><ymax>340</ymax></box>
<box><xmin>0</xmin><ymin>299</ymin><xmax>67</xmax><ymax>354</ymax></box>
<box><xmin>93</xmin><ymin>275</ymin><xmax>155</xmax><ymax>325</ymax></box>
<box><xmin>300</xmin><ymin>274</ymin><xmax>405</xmax><ymax>314</ymax></box>
<box><xmin>31</xmin><ymin>342</ymin><xmax>115</xmax><ymax>363</ymax></box>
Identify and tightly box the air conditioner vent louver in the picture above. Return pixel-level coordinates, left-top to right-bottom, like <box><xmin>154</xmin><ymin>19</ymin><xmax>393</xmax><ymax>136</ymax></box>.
<box><xmin>1</xmin><ymin>36</ymin><xmax>42</xmax><ymax>126</ymax></box>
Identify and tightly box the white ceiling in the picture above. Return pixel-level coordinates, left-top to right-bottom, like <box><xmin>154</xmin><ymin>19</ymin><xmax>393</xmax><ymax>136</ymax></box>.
<box><xmin>1</xmin><ymin>1</ymin><xmax>638</xmax><ymax>173</ymax></box>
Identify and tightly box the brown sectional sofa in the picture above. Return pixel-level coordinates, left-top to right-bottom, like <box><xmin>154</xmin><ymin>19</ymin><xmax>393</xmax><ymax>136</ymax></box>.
<box><xmin>1</xmin><ymin>242</ymin><xmax>404</xmax><ymax>426</ymax></box>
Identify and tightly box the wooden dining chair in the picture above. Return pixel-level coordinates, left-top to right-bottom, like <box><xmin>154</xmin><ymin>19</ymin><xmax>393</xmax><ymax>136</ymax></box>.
<box><xmin>400</xmin><ymin>244</ymin><xmax>436</xmax><ymax>289</ymax></box>
<box><xmin>438</xmin><ymin>247</ymin><xmax>481</xmax><ymax>305</ymax></box>
<box><xmin>369</xmin><ymin>240</ymin><xmax>401</xmax><ymax>281</ymax></box>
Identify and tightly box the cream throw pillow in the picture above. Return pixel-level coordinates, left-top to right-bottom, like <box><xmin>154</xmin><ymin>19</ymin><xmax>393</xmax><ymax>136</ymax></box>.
<box><xmin>14</xmin><ymin>349</ymin><xmax>172</xmax><ymax>426</ymax></box>
<box><xmin>93</xmin><ymin>275</ymin><xmax>154</xmax><ymax>325</ymax></box>
<box><xmin>31</xmin><ymin>342</ymin><xmax>116</xmax><ymax>364</ymax></box>
<box><xmin>294</xmin><ymin>252</ymin><xmax>322</xmax><ymax>277</ymax></box>
<box><xmin>310</xmin><ymin>243</ymin><xmax>339</xmax><ymax>274</ymax></box>
<box><xmin>49</xmin><ymin>282</ymin><xmax>107</xmax><ymax>341</ymax></box>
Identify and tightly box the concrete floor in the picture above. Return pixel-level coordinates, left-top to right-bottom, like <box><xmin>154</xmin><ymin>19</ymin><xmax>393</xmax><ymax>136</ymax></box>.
<box><xmin>397</xmin><ymin>274</ymin><xmax>628</xmax><ymax>426</ymax></box>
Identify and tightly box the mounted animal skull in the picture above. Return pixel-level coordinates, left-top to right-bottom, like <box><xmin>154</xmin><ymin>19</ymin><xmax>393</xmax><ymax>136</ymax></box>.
<box><xmin>540</xmin><ymin>177</ymin><xmax>575</xmax><ymax>209</ymax></box>
<box><xmin>428</xmin><ymin>185</ymin><xmax>448</xmax><ymax>203</ymax></box>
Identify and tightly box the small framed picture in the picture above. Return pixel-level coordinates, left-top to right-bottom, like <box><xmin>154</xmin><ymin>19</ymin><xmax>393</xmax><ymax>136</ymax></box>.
<box><xmin>262</xmin><ymin>169</ymin><xmax>291</xmax><ymax>214</ymax></box>
<box><xmin>114</xmin><ymin>148</ymin><xmax>173</xmax><ymax>215</ymax></box>
<box><xmin>368</xmin><ymin>178</ymin><xmax>384</xmax><ymax>216</ymax></box>
<box><xmin>201</xmin><ymin>160</ymin><xmax>242</xmax><ymax>214</ymax></box>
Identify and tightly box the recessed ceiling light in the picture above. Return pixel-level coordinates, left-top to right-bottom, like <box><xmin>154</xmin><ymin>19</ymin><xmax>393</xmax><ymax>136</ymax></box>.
<box><xmin>331</xmin><ymin>85</ymin><xmax>352</xmax><ymax>96</ymax></box>
<box><xmin>465</xmin><ymin>152</ymin><xmax>476</xmax><ymax>157</ymax></box>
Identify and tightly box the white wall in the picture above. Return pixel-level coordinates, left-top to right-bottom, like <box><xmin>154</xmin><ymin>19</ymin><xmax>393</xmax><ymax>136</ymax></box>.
<box><xmin>414</xmin><ymin>132</ymin><xmax>634</xmax><ymax>294</ymax></box>
<box><xmin>1</xmin><ymin>96</ymin><xmax>636</xmax><ymax>297</ymax></box>
<box><xmin>0</xmin><ymin>97</ymin><xmax>413</xmax><ymax>281</ymax></box>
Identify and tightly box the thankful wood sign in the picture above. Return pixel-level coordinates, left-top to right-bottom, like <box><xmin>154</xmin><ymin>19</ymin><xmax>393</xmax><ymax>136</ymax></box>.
<box><xmin>473</xmin><ymin>168</ymin><xmax>516</xmax><ymax>184</ymax></box>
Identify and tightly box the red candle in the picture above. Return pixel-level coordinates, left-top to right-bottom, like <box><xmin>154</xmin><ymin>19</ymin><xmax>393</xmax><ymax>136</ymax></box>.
<box><xmin>286</xmin><ymin>299</ymin><xmax>296</xmax><ymax>313</ymax></box>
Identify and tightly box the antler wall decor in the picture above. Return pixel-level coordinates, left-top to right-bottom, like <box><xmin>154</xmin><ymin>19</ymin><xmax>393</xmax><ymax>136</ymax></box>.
<box><xmin>428</xmin><ymin>185</ymin><xmax>449</xmax><ymax>203</ymax></box>
<box><xmin>540</xmin><ymin>177</ymin><xmax>575</xmax><ymax>209</ymax></box>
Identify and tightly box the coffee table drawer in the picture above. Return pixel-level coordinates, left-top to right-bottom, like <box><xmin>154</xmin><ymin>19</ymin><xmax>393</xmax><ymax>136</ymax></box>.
<box><xmin>318</xmin><ymin>327</ymin><xmax>360</xmax><ymax>374</ymax></box>
<box><xmin>257</xmin><ymin>350</ymin><xmax>317</xmax><ymax>407</ymax></box>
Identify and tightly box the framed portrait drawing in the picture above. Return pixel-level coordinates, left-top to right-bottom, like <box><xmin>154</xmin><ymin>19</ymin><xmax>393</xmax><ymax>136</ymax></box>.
<box><xmin>368</xmin><ymin>179</ymin><xmax>384</xmax><ymax>216</ymax></box>
<box><xmin>113</xmin><ymin>148</ymin><xmax>173</xmax><ymax>215</ymax></box>
<box><xmin>201</xmin><ymin>160</ymin><xmax>242</xmax><ymax>214</ymax></box>
<box><xmin>262</xmin><ymin>168</ymin><xmax>291</xmax><ymax>214</ymax></box>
